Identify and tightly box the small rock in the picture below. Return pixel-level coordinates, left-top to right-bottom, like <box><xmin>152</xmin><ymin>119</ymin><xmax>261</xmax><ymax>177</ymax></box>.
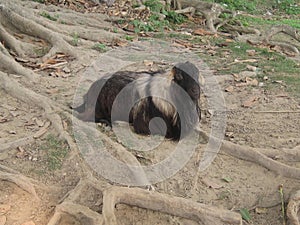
<box><xmin>258</xmin><ymin>82</ymin><xmax>264</xmax><ymax>87</ymax></box>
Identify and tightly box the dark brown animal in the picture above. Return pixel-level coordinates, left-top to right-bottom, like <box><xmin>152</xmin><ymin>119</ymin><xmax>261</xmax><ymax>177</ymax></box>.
<box><xmin>74</xmin><ymin>61</ymin><xmax>201</xmax><ymax>140</ymax></box>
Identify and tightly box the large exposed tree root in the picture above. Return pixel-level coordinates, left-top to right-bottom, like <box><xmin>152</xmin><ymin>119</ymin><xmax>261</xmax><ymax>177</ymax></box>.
<box><xmin>1</xmin><ymin>70</ymin><xmax>299</xmax><ymax>223</ymax></box>
<box><xmin>0</xmin><ymin>164</ymin><xmax>38</xmax><ymax>198</ymax></box>
<box><xmin>0</xmin><ymin>1</ymin><xmax>299</xmax><ymax>224</ymax></box>
<box><xmin>237</xmin><ymin>24</ymin><xmax>300</xmax><ymax>56</ymax></box>
<box><xmin>103</xmin><ymin>186</ymin><xmax>242</xmax><ymax>225</ymax></box>
<box><xmin>0</xmin><ymin>0</ymin><xmax>122</xmax><ymax>81</ymax></box>
<box><xmin>170</xmin><ymin>1</ymin><xmax>299</xmax><ymax>55</ymax></box>
<box><xmin>198</xmin><ymin>130</ymin><xmax>300</xmax><ymax>180</ymax></box>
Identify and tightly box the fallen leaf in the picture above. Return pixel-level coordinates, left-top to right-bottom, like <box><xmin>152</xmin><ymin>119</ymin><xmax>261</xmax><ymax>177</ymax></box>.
<box><xmin>62</xmin><ymin>120</ymin><xmax>68</xmax><ymax>130</ymax></box>
<box><xmin>0</xmin><ymin>216</ymin><xmax>6</xmax><ymax>225</ymax></box>
<box><xmin>202</xmin><ymin>178</ymin><xmax>224</xmax><ymax>189</ymax></box>
<box><xmin>225</xmin><ymin>132</ymin><xmax>234</xmax><ymax>138</ymax></box>
<box><xmin>0</xmin><ymin>116</ymin><xmax>8</xmax><ymax>123</ymax></box>
<box><xmin>17</xmin><ymin>146</ymin><xmax>25</xmax><ymax>153</ymax></box>
<box><xmin>255</xmin><ymin>207</ymin><xmax>267</xmax><ymax>214</ymax></box>
<box><xmin>0</xmin><ymin>204</ymin><xmax>11</xmax><ymax>214</ymax></box>
<box><xmin>9</xmin><ymin>111</ymin><xmax>19</xmax><ymax>117</ymax></box>
<box><xmin>246</xmin><ymin>65</ymin><xmax>257</xmax><ymax>72</ymax></box>
<box><xmin>21</xmin><ymin>221</ymin><xmax>36</xmax><ymax>225</ymax></box>
<box><xmin>33</xmin><ymin>118</ymin><xmax>44</xmax><ymax>127</ymax></box>
<box><xmin>245</xmin><ymin>77</ymin><xmax>258</xmax><ymax>86</ymax></box>
<box><xmin>193</xmin><ymin>28</ymin><xmax>213</xmax><ymax>36</ymax></box>
<box><xmin>242</xmin><ymin>96</ymin><xmax>259</xmax><ymax>108</ymax></box>
<box><xmin>63</xmin><ymin>67</ymin><xmax>71</xmax><ymax>73</ymax></box>
<box><xmin>225</xmin><ymin>86</ymin><xmax>234</xmax><ymax>93</ymax></box>
<box><xmin>143</xmin><ymin>60</ymin><xmax>153</xmax><ymax>67</ymax></box>
<box><xmin>246</xmin><ymin>49</ymin><xmax>256</xmax><ymax>56</ymax></box>
<box><xmin>46</xmin><ymin>88</ymin><xmax>59</xmax><ymax>94</ymax></box>
<box><xmin>33</xmin><ymin>121</ymin><xmax>51</xmax><ymax>139</ymax></box>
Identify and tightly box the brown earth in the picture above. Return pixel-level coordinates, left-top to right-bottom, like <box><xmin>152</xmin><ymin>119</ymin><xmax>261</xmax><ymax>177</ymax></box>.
<box><xmin>0</xmin><ymin>1</ymin><xmax>299</xmax><ymax>225</ymax></box>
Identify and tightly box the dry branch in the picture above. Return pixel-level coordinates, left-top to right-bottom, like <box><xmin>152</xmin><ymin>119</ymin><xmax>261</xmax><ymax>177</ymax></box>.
<box><xmin>103</xmin><ymin>186</ymin><xmax>242</xmax><ymax>225</ymax></box>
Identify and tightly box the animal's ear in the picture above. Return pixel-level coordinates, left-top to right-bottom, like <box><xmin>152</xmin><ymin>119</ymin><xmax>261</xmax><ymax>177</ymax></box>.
<box><xmin>170</xmin><ymin>67</ymin><xmax>183</xmax><ymax>81</ymax></box>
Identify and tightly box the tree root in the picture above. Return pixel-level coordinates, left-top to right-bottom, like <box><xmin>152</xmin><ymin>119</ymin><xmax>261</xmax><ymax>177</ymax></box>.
<box><xmin>102</xmin><ymin>186</ymin><xmax>242</xmax><ymax>225</ymax></box>
<box><xmin>287</xmin><ymin>190</ymin><xmax>300</xmax><ymax>225</ymax></box>
<box><xmin>237</xmin><ymin>24</ymin><xmax>300</xmax><ymax>56</ymax></box>
<box><xmin>174</xmin><ymin>0</ymin><xmax>235</xmax><ymax>33</ymax></box>
<box><xmin>0</xmin><ymin>164</ymin><xmax>39</xmax><ymax>199</ymax></box>
<box><xmin>0</xmin><ymin>4</ymin><xmax>78</xmax><ymax>59</ymax></box>
<box><xmin>47</xmin><ymin>202</ymin><xmax>104</xmax><ymax>225</ymax></box>
<box><xmin>199</xmin><ymin>130</ymin><xmax>300</xmax><ymax>180</ymax></box>
<box><xmin>1</xmin><ymin>69</ymin><xmax>300</xmax><ymax>223</ymax></box>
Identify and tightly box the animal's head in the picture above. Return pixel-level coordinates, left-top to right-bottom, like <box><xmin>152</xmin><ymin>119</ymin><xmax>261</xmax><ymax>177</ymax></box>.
<box><xmin>171</xmin><ymin>62</ymin><xmax>200</xmax><ymax>101</ymax></box>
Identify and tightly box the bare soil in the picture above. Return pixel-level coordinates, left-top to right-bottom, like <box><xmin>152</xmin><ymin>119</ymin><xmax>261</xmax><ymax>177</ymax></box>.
<box><xmin>0</xmin><ymin>1</ymin><xmax>299</xmax><ymax>225</ymax></box>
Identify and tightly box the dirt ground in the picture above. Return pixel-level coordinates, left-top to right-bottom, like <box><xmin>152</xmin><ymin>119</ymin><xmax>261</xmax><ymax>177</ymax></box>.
<box><xmin>0</xmin><ymin>1</ymin><xmax>299</xmax><ymax>225</ymax></box>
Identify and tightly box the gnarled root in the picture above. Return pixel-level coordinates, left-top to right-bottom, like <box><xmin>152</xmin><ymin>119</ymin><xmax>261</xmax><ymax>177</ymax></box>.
<box><xmin>102</xmin><ymin>186</ymin><xmax>242</xmax><ymax>225</ymax></box>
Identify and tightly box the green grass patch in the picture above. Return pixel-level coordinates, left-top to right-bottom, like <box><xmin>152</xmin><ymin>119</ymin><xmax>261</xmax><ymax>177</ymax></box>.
<box><xmin>237</xmin><ymin>15</ymin><xmax>300</xmax><ymax>29</ymax></box>
<box><xmin>92</xmin><ymin>43</ymin><xmax>107</xmax><ymax>52</ymax></box>
<box><xmin>206</xmin><ymin>0</ymin><xmax>300</xmax><ymax>15</ymax></box>
<box><xmin>40</xmin><ymin>11</ymin><xmax>58</xmax><ymax>21</ymax></box>
<box><xmin>41</xmin><ymin>134</ymin><xmax>69</xmax><ymax>170</ymax></box>
<box><xmin>71</xmin><ymin>32</ymin><xmax>79</xmax><ymax>46</ymax></box>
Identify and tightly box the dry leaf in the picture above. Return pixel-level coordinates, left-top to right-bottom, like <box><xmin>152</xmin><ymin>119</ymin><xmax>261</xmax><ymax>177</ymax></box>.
<box><xmin>21</xmin><ymin>221</ymin><xmax>36</xmax><ymax>225</ymax></box>
<box><xmin>46</xmin><ymin>88</ymin><xmax>59</xmax><ymax>94</ymax></box>
<box><xmin>62</xmin><ymin>120</ymin><xmax>68</xmax><ymax>130</ymax></box>
<box><xmin>143</xmin><ymin>60</ymin><xmax>154</xmax><ymax>67</ymax></box>
<box><xmin>33</xmin><ymin>121</ymin><xmax>51</xmax><ymax>139</ymax></box>
<box><xmin>63</xmin><ymin>67</ymin><xmax>71</xmax><ymax>73</ymax></box>
<box><xmin>202</xmin><ymin>178</ymin><xmax>223</xmax><ymax>189</ymax></box>
<box><xmin>225</xmin><ymin>86</ymin><xmax>234</xmax><ymax>93</ymax></box>
<box><xmin>255</xmin><ymin>207</ymin><xmax>267</xmax><ymax>214</ymax></box>
<box><xmin>193</xmin><ymin>29</ymin><xmax>213</xmax><ymax>36</ymax></box>
<box><xmin>245</xmin><ymin>77</ymin><xmax>258</xmax><ymax>86</ymax></box>
<box><xmin>33</xmin><ymin>118</ymin><xmax>44</xmax><ymax>127</ymax></box>
<box><xmin>0</xmin><ymin>116</ymin><xmax>8</xmax><ymax>123</ymax></box>
<box><xmin>0</xmin><ymin>216</ymin><xmax>6</xmax><ymax>225</ymax></box>
<box><xmin>246</xmin><ymin>49</ymin><xmax>256</xmax><ymax>56</ymax></box>
<box><xmin>225</xmin><ymin>132</ymin><xmax>234</xmax><ymax>138</ymax></box>
<box><xmin>0</xmin><ymin>204</ymin><xmax>11</xmax><ymax>214</ymax></box>
<box><xmin>242</xmin><ymin>96</ymin><xmax>259</xmax><ymax>108</ymax></box>
<box><xmin>246</xmin><ymin>65</ymin><xmax>257</xmax><ymax>72</ymax></box>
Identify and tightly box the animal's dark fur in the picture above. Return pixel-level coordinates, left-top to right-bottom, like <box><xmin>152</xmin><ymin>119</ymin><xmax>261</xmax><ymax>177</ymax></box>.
<box><xmin>74</xmin><ymin>62</ymin><xmax>200</xmax><ymax>140</ymax></box>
